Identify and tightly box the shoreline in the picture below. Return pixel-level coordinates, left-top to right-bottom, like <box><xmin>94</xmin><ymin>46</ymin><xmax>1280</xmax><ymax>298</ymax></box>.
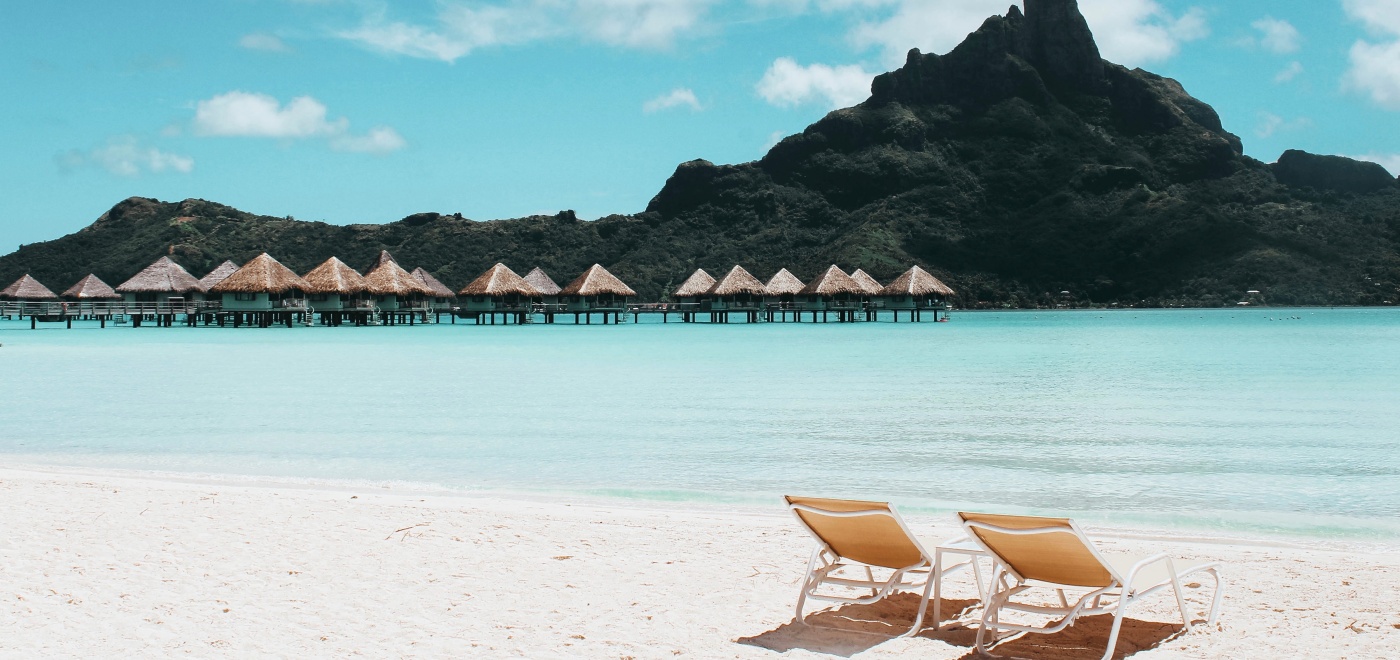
<box><xmin>3</xmin><ymin>462</ymin><xmax>1398</xmax><ymax>657</ymax></box>
<box><xmin>2</xmin><ymin>459</ymin><xmax>1396</xmax><ymax>555</ymax></box>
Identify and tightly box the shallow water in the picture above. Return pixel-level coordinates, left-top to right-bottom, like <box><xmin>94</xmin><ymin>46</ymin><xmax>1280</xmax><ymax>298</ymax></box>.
<box><xmin>1</xmin><ymin>308</ymin><xmax>1397</xmax><ymax>540</ymax></box>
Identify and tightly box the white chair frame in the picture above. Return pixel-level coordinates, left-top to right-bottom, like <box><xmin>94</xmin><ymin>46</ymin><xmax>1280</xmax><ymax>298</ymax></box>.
<box><xmin>789</xmin><ymin>502</ymin><xmax>984</xmax><ymax>637</ymax></box>
<box><xmin>961</xmin><ymin>519</ymin><xmax>1224</xmax><ymax>660</ymax></box>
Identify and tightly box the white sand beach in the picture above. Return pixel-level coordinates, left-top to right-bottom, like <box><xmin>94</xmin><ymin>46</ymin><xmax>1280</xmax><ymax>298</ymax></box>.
<box><xmin>1</xmin><ymin>465</ymin><xmax>1397</xmax><ymax>658</ymax></box>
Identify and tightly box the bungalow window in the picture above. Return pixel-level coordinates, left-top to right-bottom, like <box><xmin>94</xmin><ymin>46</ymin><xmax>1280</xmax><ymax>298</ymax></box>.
<box><xmin>234</xmin><ymin>293</ymin><xmax>257</xmax><ymax>301</ymax></box>
<box><xmin>308</xmin><ymin>294</ymin><xmax>329</xmax><ymax>302</ymax></box>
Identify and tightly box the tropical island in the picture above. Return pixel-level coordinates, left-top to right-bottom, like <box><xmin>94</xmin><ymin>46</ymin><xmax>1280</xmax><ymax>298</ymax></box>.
<box><xmin>2</xmin><ymin>1</ymin><xmax>1398</xmax><ymax>309</ymax></box>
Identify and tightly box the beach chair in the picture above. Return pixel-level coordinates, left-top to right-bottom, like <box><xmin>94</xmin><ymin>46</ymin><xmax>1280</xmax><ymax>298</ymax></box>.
<box><xmin>785</xmin><ymin>496</ymin><xmax>983</xmax><ymax>636</ymax></box>
<box><xmin>958</xmin><ymin>512</ymin><xmax>1224</xmax><ymax>660</ymax></box>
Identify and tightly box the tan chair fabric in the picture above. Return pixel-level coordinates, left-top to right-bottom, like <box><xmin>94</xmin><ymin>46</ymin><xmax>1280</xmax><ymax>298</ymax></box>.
<box><xmin>786</xmin><ymin>496</ymin><xmax>925</xmax><ymax>570</ymax></box>
<box><xmin>958</xmin><ymin>512</ymin><xmax>1113</xmax><ymax>588</ymax></box>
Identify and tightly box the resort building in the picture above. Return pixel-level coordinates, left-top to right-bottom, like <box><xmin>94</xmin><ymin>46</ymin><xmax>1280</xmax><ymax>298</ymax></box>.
<box><xmin>457</xmin><ymin>263</ymin><xmax>539</xmax><ymax>324</ymax></box>
<box><xmin>62</xmin><ymin>274</ymin><xmax>120</xmax><ymax>301</ymax></box>
<box><xmin>878</xmin><ymin>265</ymin><xmax>955</xmax><ymax>321</ymax></box>
<box><xmin>0</xmin><ymin>274</ymin><xmax>60</xmax><ymax>326</ymax></box>
<box><xmin>559</xmin><ymin>264</ymin><xmax>636</xmax><ymax>324</ymax></box>
<box><xmin>523</xmin><ymin>267</ymin><xmax>562</xmax><ymax>307</ymax></box>
<box><xmin>198</xmin><ymin>261</ymin><xmax>240</xmax><ymax>297</ymax></box>
<box><xmin>115</xmin><ymin>257</ymin><xmax>205</xmax><ymax>306</ymax></box>
<box><xmin>672</xmin><ymin>269</ymin><xmax>715</xmax><ymax>322</ymax></box>
<box><xmin>1</xmin><ymin>274</ymin><xmax>58</xmax><ymax>303</ymax></box>
<box><xmin>797</xmin><ymin>265</ymin><xmax>865</xmax><ymax>322</ymax></box>
<box><xmin>849</xmin><ymin>269</ymin><xmax>884</xmax><ymax>321</ymax></box>
<box><xmin>301</xmin><ymin>257</ymin><xmax>370</xmax><ymax>325</ymax></box>
<box><xmin>705</xmin><ymin>265</ymin><xmax>767</xmax><ymax>323</ymax></box>
<box><xmin>209</xmin><ymin>253</ymin><xmax>312</xmax><ymax>327</ymax></box>
<box><xmin>412</xmin><ymin>267</ymin><xmax>457</xmax><ymax>313</ymax></box>
<box><xmin>763</xmin><ymin>269</ymin><xmax>805</xmax><ymax>320</ymax></box>
<box><xmin>363</xmin><ymin>251</ymin><xmax>431</xmax><ymax>317</ymax></box>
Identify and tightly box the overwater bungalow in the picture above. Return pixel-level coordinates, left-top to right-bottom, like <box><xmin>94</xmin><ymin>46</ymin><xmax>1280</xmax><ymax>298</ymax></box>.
<box><xmin>763</xmin><ymin>269</ymin><xmax>805</xmax><ymax>321</ymax></box>
<box><xmin>302</xmin><ymin>257</ymin><xmax>370</xmax><ymax>326</ymax></box>
<box><xmin>412</xmin><ymin>267</ymin><xmax>456</xmax><ymax>314</ymax></box>
<box><xmin>209</xmin><ymin>253</ymin><xmax>312</xmax><ymax>327</ymax></box>
<box><xmin>457</xmin><ymin>263</ymin><xmax>539</xmax><ymax>324</ymax></box>
<box><xmin>559</xmin><ymin>264</ymin><xmax>636</xmax><ymax>324</ymax></box>
<box><xmin>849</xmin><ymin>269</ymin><xmax>884</xmax><ymax>321</ymax></box>
<box><xmin>705</xmin><ymin>265</ymin><xmax>766</xmax><ymax>323</ymax></box>
<box><xmin>878</xmin><ymin>265</ymin><xmax>955</xmax><ymax>322</ymax></box>
<box><xmin>363</xmin><ymin>251</ymin><xmax>431</xmax><ymax>322</ymax></box>
<box><xmin>198</xmin><ymin>260</ymin><xmax>240</xmax><ymax>297</ymax></box>
<box><xmin>116</xmin><ymin>257</ymin><xmax>205</xmax><ymax>307</ymax></box>
<box><xmin>523</xmin><ymin>267</ymin><xmax>562</xmax><ymax>307</ymax></box>
<box><xmin>0</xmin><ymin>274</ymin><xmax>59</xmax><ymax>325</ymax></box>
<box><xmin>672</xmin><ymin>269</ymin><xmax>715</xmax><ymax>321</ymax></box>
<box><xmin>797</xmin><ymin>265</ymin><xmax>865</xmax><ymax>322</ymax></box>
<box><xmin>62</xmin><ymin>274</ymin><xmax>120</xmax><ymax>301</ymax></box>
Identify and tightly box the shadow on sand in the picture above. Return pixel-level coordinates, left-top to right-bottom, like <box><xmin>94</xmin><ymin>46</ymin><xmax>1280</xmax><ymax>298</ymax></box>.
<box><xmin>737</xmin><ymin>593</ymin><xmax>1185</xmax><ymax>659</ymax></box>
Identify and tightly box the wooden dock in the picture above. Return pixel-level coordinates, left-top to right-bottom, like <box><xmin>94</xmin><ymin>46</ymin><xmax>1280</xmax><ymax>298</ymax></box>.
<box><xmin>1</xmin><ymin>299</ymin><xmax>949</xmax><ymax>328</ymax></box>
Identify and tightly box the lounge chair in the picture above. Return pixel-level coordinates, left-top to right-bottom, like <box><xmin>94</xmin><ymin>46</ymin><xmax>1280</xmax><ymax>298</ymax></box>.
<box><xmin>958</xmin><ymin>512</ymin><xmax>1224</xmax><ymax>660</ymax></box>
<box><xmin>786</xmin><ymin>496</ymin><xmax>983</xmax><ymax>636</ymax></box>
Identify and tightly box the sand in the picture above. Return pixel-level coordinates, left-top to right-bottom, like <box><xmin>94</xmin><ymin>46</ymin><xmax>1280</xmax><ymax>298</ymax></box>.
<box><xmin>1</xmin><ymin>465</ymin><xmax>1397</xmax><ymax>658</ymax></box>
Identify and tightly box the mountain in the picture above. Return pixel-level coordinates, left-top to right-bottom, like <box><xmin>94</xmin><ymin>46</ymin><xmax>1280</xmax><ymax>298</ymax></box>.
<box><xmin>4</xmin><ymin>0</ymin><xmax>1399</xmax><ymax>307</ymax></box>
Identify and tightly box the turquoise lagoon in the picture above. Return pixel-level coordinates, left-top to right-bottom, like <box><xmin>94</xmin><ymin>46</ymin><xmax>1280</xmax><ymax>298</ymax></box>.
<box><xmin>1</xmin><ymin>308</ymin><xmax>1397</xmax><ymax>541</ymax></box>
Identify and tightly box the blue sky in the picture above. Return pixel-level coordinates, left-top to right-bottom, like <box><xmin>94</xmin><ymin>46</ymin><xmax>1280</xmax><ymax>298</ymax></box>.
<box><xmin>2</xmin><ymin>0</ymin><xmax>1399</xmax><ymax>252</ymax></box>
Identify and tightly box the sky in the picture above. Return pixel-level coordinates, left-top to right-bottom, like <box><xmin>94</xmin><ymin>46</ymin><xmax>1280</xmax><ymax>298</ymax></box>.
<box><xmin>2</xmin><ymin>0</ymin><xmax>1399</xmax><ymax>252</ymax></box>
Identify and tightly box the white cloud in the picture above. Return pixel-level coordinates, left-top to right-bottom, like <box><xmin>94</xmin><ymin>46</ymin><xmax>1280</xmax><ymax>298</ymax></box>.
<box><xmin>1344</xmin><ymin>0</ymin><xmax>1400</xmax><ymax>110</ymax></box>
<box><xmin>1254</xmin><ymin>112</ymin><xmax>1311</xmax><ymax>138</ymax></box>
<box><xmin>847</xmin><ymin>0</ymin><xmax>1006</xmax><ymax>66</ymax></box>
<box><xmin>239</xmin><ymin>33</ymin><xmax>291</xmax><ymax>53</ymax></box>
<box><xmin>1078</xmin><ymin>0</ymin><xmax>1208</xmax><ymax>66</ymax></box>
<box><xmin>1344</xmin><ymin>0</ymin><xmax>1400</xmax><ymax>36</ymax></box>
<box><xmin>1274</xmin><ymin>61</ymin><xmax>1303</xmax><ymax>83</ymax></box>
<box><xmin>807</xmin><ymin>0</ymin><xmax>1206</xmax><ymax>68</ymax></box>
<box><xmin>58</xmin><ymin>136</ymin><xmax>193</xmax><ymax>177</ymax></box>
<box><xmin>192</xmin><ymin>91</ymin><xmax>405</xmax><ymax>153</ymax></box>
<box><xmin>577</xmin><ymin>0</ymin><xmax>712</xmax><ymax>49</ymax></box>
<box><xmin>1352</xmin><ymin>153</ymin><xmax>1400</xmax><ymax>176</ymax></box>
<box><xmin>195</xmin><ymin>91</ymin><xmax>347</xmax><ymax>138</ymax></box>
<box><xmin>756</xmin><ymin>57</ymin><xmax>875</xmax><ymax>109</ymax></box>
<box><xmin>330</xmin><ymin>126</ymin><xmax>407</xmax><ymax>154</ymax></box>
<box><xmin>1344</xmin><ymin>39</ymin><xmax>1400</xmax><ymax>109</ymax></box>
<box><xmin>1249</xmin><ymin>17</ymin><xmax>1301</xmax><ymax>54</ymax></box>
<box><xmin>643</xmin><ymin>88</ymin><xmax>702</xmax><ymax>113</ymax></box>
<box><xmin>339</xmin><ymin>0</ymin><xmax>711</xmax><ymax>63</ymax></box>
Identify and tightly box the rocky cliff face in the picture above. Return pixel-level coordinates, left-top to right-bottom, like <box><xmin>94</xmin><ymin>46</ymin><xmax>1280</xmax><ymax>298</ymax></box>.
<box><xmin>3</xmin><ymin>0</ymin><xmax>1399</xmax><ymax>306</ymax></box>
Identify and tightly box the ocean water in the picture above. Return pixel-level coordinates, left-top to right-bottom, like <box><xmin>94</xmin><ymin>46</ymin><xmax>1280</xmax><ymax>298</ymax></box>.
<box><xmin>1</xmin><ymin>308</ymin><xmax>1398</xmax><ymax>541</ymax></box>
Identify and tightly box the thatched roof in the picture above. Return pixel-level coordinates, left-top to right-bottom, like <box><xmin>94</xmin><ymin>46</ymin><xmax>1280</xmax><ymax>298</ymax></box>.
<box><xmin>116</xmin><ymin>256</ymin><xmax>204</xmax><ymax>294</ymax></box>
<box><xmin>673</xmin><ymin>269</ymin><xmax>715</xmax><ymax>298</ymax></box>
<box><xmin>302</xmin><ymin>257</ymin><xmax>367</xmax><ymax>294</ymax></box>
<box><xmin>879</xmin><ymin>265</ymin><xmax>956</xmax><ymax>297</ymax></box>
<box><xmin>210</xmin><ymin>253</ymin><xmax>312</xmax><ymax>294</ymax></box>
<box><xmin>199</xmin><ymin>260</ymin><xmax>240</xmax><ymax>291</ymax></box>
<box><xmin>523</xmin><ymin>268</ymin><xmax>562</xmax><ymax>296</ymax></box>
<box><xmin>849</xmin><ymin>269</ymin><xmax>883</xmax><ymax>295</ymax></box>
<box><xmin>459</xmin><ymin>263</ymin><xmax>540</xmax><ymax>296</ymax></box>
<box><xmin>764</xmin><ymin>268</ymin><xmax>805</xmax><ymax>295</ymax></box>
<box><xmin>1</xmin><ymin>274</ymin><xmax>58</xmax><ymax>300</ymax></box>
<box><xmin>412</xmin><ymin>268</ymin><xmax>457</xmax><ymax>298</ymax></box>
<box><xmin>368</xmin><ymin>250</ymin><xmax>398</xmax><ymax>271</ymax></box>
<box><xmin>707</xmin><ymin>265</ymin><xmax>767</xmax><ymax>296</ymax></box>
<box><xmin>798</xmin><ymin>265</ymin><xmax>865</xmax><ymax>296</ymax></box>
<box><xmin>62</xmin><ymin>274</ymin><xmax>120</xmax><ymax>300</ymax></box>
<box><xmin>560</xmin><ymin>264</ymin><xmax>637</xmax><ymax>297</ymax></box>
<box><xmin>363</xmin><ymin>253</ymin><xmax>431</xmax><ymax>296</ymax></box>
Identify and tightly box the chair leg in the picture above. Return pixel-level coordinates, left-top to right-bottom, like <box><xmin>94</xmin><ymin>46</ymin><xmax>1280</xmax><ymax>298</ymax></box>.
<box><xmin>1100</xmin><ymin>591</ymin><xmax>1132</xmax><ymax>660</ymax></box>
<box><xmin>975</xmin><ymin>566</ymin><xmax>1007</xmax><ymax>656</ymax></box>
<box><xmin>1166</xmin><ymin>558</ymin><xmax>1193</xmax><ymax>633</ymax></box>
<box><xmin>795</xmin><ymin>549</ymin><xmax>822</xmax><ymax>624</ymax></box>
<box><xmin>903</xmin><ymin>572</ymin><xmax>937</xmax><ymax>637</ymax></box>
